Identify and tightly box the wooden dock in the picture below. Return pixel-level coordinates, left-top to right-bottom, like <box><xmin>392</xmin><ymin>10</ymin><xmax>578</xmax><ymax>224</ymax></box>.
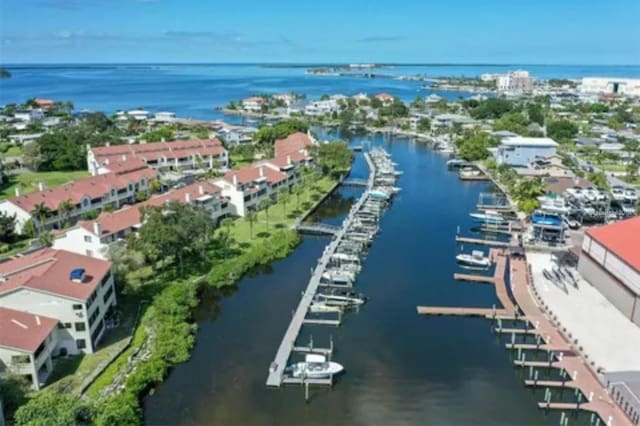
<box><xmin>524</xmin><ymin>379</ymin><xmax>579</xmax><ymax>389</ymax></box>
<box><xmin>455</xmin><ymin>236</ymin><xmax>511</xmax><ymax>247</ymax></box>
<box><xmin>266</xmin><ymin>153</ymin><xmax>378</xmax><ymax>388</ymax></box>
<box><xmin>418</xmin><ymin>249</ymin><xmax>516</xmax><ymax>319</ymax></box>
<box><xmin>453</xmin><ymin>273</ymin><xmax>495</xmax><ymax>284</ymax></box>
<box><xmin>416</xmin><ymin>306</ymin><xmax>503</xmax><ymax>317</ymax></box>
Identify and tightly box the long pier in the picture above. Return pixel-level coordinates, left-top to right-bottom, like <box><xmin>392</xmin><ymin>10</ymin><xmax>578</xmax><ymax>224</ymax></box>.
<box><xmin>266</xmin><ymin>153</ymin><xmax>378</xmax><ymax>388</ymax></box>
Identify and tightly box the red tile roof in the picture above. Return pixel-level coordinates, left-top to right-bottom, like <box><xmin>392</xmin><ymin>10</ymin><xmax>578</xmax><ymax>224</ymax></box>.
<box><xmin>7</xmin><ymin>168</ymin><xmax>157</xmax><ymax>213</ymax></box>
<box><xmin>375</xmin><ymin>93</ymin><xmax>394</xmax><ymax>101</ymax></box>
<box><xmin>100</xmin><ymin>158</ymin><xmax>151</xmax><ymax>175</ymax></box>
<box><xmin>223</xmin><ymin>165</ymin><xmax>288</xmax><ymax>186</ymax></box>
<box><xmin>77</xmin><ymin>181</ymin><xmax>223</xmax><ymax>237</ymax></box>
<box><xmin>0</xmin><ymin>248</ymin><xmax>112</xmax><ymax>301</ymax></box>
<box><xmin>91</xmin><ymin>139</ymin><xmax>225</xmax><ymax>165</ymax></box>
<box><xmin>263</xmin><ymin>150</ymin><xmax>309</xmax><ymax>169</ymax></box>
<box><xmin>587</xmin><ymin>217</ymin><xmax>640</xmax><ymax>271</ymax></box>
<box><xmin>0</xmin><ymin>307</ymin><xmax>58</xmax><ymax>352</ymax></box>
<box><xmin>34</xmin><ymin>98</ymin><xmax>55</xmax><ymax>108</ymax></box>
<box><xmin>274</xmin><ymin>132</ymin><xmax>314</xmax><ymax>158</ymax></box>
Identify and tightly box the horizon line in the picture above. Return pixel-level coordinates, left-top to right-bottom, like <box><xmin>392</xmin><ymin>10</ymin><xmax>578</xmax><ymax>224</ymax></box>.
<box><xmin>2</xmin><ymin>61</ymin><xmax>640</xmax><ymax>67</ymax></box>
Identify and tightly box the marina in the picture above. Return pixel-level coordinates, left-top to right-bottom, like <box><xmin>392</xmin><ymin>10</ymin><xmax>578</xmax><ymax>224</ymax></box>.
<box><xmin>266</xmin><ymin>148</ymin><xmax>400</xmax><ymax>388</ymax></box>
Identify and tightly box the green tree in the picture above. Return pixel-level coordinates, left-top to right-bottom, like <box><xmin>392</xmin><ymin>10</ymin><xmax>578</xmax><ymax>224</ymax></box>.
<box><xmin>512</xmin><ymin>177</ymin><xmax>545</xmax><ymax>213</ymax></box>
<box><xmin>31</xmin><ymin>202</ymin><xmax>52</xmax><ymax>234</ymax></box>
<box><xmin>292</xmin><ymin>184</ymin><xmax>302</xmax><ymax>210</ymax></box>
<box><xmin>280</xmin><ymin>190</ymin><xmax>291</xmax><ymax>214</ymax></box>
<box><xmin>0</xmin><ymin>375</ymin><xmax>30</xmax><ymax>421</ymax></box>
<box><xmin>259</xmin><ymin>199</ymin><xmax>272</xmax><ymax>230</ymax></box>
<box><xmin>94</xmin><ymin>393</ymin><xmax>140</xmax><ymax>426</ymax></box>
<box><xmin>468</xmin><ymin>98</ymin><xmax>514</xmax><ymax>120</ymax></box>
<box><xmin>246</xmin><ymin>211</ymin><xmax>257</xmax><ymax>239</ymax></box>
<box><xmin>57</xmin><ymin>198</ymin><xmax>74</xmax><ymax>228</ymax></box>
<box><xmin>148</xmin><ymin>179</ymin><xmax>162</xmax><ymax>193</ymax></box>
<box><xmin>0</xmin><ymin>211</ymin><xmax>17</xmax><ymax>243</ymax></box>
<box><xmin>527</xmin><ymin>103</ymin><xmax>545</xmax><ymax>126</ymax></box>
<box><xmin>588</xmin><ymin>171</ymin><xmax>609</xmax><ymax>190</ymax></box>
<box><xmin>14</xmin><ymin>390</ymin><xmax>89</xmax><ymax>426</ymax></box>
<box><xmin>493</xmin><ymin>112</ymin><xmax>529</xmax><ymax>135</ymax></box>
<box><xmin>456</xmin><ymin>133</ymin><xmax>492</xmax><ymax>161</ymax></box>
<box><xmin>38</xmin><ymin>230</ymin><xmax>54</xmax><ymax>247</ymax></box>
<box><xmin>309</xmin><ymin>141</ymin><xmax>354</xmax><ymax>177</ymax></box>
<box><xmin>417</xmin><ymin>117</ymin><xmax>431</xmax><ymax>132</ymax></box>
<box><xmin>546</xmin><ymin>119</ymin><xmax>578</xmax><ymax>142</ymax></box>
<box><xmin>410</xmin><ymin>95</ymin><xmax>425</xmax><ymax>109</ymax></box>
<box><xmin>254</xmin><ymin>119</ymin><xmax>309</xmax><ymax>145</ymax></box>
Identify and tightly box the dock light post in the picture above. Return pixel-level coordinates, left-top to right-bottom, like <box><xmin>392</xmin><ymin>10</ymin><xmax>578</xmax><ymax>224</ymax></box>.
<box><xmin>573</xmin><ymin>371</ymin><xmax>577</xmax><ymax>381</ymax></box>
<box><xmin>589</xmin><ymin>391</ymin><xmax>593</xmax><ymax>402</ymax></box>
<box><xmin>560</xmin><ymin>411</ymin><xmax>566</xmax><ymax>425</ymax></box>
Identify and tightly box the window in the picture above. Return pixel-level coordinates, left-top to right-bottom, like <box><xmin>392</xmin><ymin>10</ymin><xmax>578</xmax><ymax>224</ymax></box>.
<box><xmin>75</xmin><ymin>322</ymin><xmax>86</xmax><ymax>332</ymax></box>
<box><xmin>103</xmin><ymin>284</ymin><xmax>114</xmax><ymax>304</ymax></box>
<box><xmin>83</xmin><ymin>198</ymin><xmax>90</xmax><ymax>207</ymax></box>
<box><xmin>64</xmin><ymin>322</ymin><xmax>72</xmax><ymax>328</ymax></box>
<box><xmin>76</xmin><ymin>339</ymin><xmax>86</xmax><ymax>349</ymax></box>
<box><xmin>87</xmin><ymin>290</ymin><xmax>97</xmax><ymax>307</ymax></box>
<box><xmin>72</xmin><ymin>304</ymin><xmax>83</xmax><ymax>310</ymax></box>
<box><xmin>84</xmin><ymin>235</ymin><xmax>92</xmax><ymax>243</ymax></box>
<box><xmin>89</xmin><ymin>306</ymin><xmax>101</xmax><ymax>327</ymax></box>
<box><xmin>91</xmin><ymin>319</ymin><xmax>105</xmax><ymax>346</ymax></box>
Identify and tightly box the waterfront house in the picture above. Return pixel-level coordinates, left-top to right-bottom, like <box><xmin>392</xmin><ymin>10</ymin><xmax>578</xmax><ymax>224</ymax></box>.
<box><xmin>529</xmin><ymin>154</ymin><xmax>574</xmax><ymax>177</ymax></box>
<box><xmin>34</xmin><ymin>98</ymin><xmax>55</xmax><ymax>109</ymax></box>
<box><xmin>375</xmin><ymin>93</ymin><xmax>394</xmax><ymax>106</ymax></box>
<box><xmin>0</xmin><ymin>307</ymin><xmax>59</xmax><ymax>389</ymax></box>
<box><xmin>578</xmin><ymin>217</ymin><xmax>640</xmax><ymax>326</ymax></box>
<box><xmin>151</xmin><ymin>112</ymin><xmax>176</xmax><ymax>124</ymax></box>
<box><xmin>14</xmin><ymin>109</ymin><xmax>45</xmax><ymax>123</ymax></box>
<box><xmin>0</xmin><ymin>249</ymin><xmax>116</xmax><ymax>355</ymax></box>
<box><xmin>53</xmin><ymin>181</ymin><xmax>228</xmax><ymax>259</ymax></box>
<box><xmin>86</xmin><ymin>138</ymin><xmax>228</xmax><ymax>176</ymax></box>
<box><xmin>216</xmin><ymin>124</ymin><xmax>257</xmax><ymax>147</ymax></box>
<box><xmin>433</xmin><ymin>114</ymin><xmax>477</xmax><ymax>128</ymax></box>
<box><xmin>8</xmin><ymin>133</ymin><xmax>44</xmax><ymax>145</ymax></box>
<box><xmin>127</xmin><ymin>109</ymin><xmax>149</xmax><ymax>121</ymax></box>
<box><xmin>496</xmin><ymin>136</ymin><xmax>559</xmax><ymax>167</ymax></box>
<box><xmin>242</xmin><ymin>96</ymin><xmax>265</xmax><ymax>112</ymax></box>
<box><xmin>0</xmin><ymin>166</ymin><xmax>157</xmax><ymax>234</ymax></box>
<box><xmin>274</xmin><ymin>132</ymin><xmax>315</xmax><ymax>158</ymax></box>
<box><xmin>304</xmin><ymin>99</ymin><xmax>339</xmax><ymax>116</ymax></box>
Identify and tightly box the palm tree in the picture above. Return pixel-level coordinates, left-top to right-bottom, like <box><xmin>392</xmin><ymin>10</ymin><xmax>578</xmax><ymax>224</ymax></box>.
<box><xmin>259</xmin><ymin>199</ymin><xmax>272</xmax><ymax>231</ymax></box>
<box><xmin>246</xmin><ymin>211</ymin><xmax>257</xmax><ymax>239</ymax></box>
<box><xmin>32</xmin><ymin>202</ymin><xmax>52</xmax><ymax>234</ymax></box>
<box><xmin>292</xmin><ymin>184</ymin><xmax>302</xmax><ymax>210</ymax></box>
<box><xmin>280</xmin><ymin>190</ymin><xmax>291</xmax><ymax>215</ymax></box>
<box><xmin>57</xmin><ymin>199</ymin><xmax>74</xmax><ymax>228</ymax></box>
<box><xmin>220</xmin><ymin>217</ymin><xmax>233</xmax><ymax>256</ymax></box>
<box><xmin>38</xmin><ymin>231</ymin><xmax>54</xmax><ymax>247</ymax></box>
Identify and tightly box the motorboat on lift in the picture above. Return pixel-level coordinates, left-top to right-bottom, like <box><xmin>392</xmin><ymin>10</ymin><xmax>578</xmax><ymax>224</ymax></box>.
<box><xmin>456</xmin><ymin>250</ymin><xmax>491</xmax><ymax>267</ymax></box>
<box><xmin>469</xmin><ymin>210</ymin><xmax>507</xmax><ymax>225</ymax></box>
<box><xmin>285</xmin><ymin>354</ymin><xmax>344</xmax><ymax>378</ymax></box>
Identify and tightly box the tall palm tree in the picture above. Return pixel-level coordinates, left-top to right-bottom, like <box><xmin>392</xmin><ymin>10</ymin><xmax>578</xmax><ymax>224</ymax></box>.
<box><xmin>57</xmin><ymin>198</ymin><xmax>74</xmax><ymax>228</ymax></box>
<box><xmin>246</xmin><ymin>211</ymin><xmax>257</xmax><ymax>239</ymax></box>
<box><xmin>32</xmin><ymin>202</ymin><xmax>52</xmax><ymax>234</ymax></box>
<box><xmin>259</xmin><ymin>199</ymin><xmax>271</xmax><ymax>231</ymax></box>
<box><xmin>280</xmin><ymin>190</ymin><xmax>291</xmax><ymax>215</ymax></box>
<box><xmin>292</xmin><ymin>184</ymin><xmax>302</xmax><ymax>210</ymax></box>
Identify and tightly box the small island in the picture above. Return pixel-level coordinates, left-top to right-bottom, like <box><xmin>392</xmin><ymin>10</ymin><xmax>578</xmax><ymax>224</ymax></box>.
<box><xmin>0</xmin><ymin>68</ymin><xmax>11</xmax><ymax>78</ymax></box>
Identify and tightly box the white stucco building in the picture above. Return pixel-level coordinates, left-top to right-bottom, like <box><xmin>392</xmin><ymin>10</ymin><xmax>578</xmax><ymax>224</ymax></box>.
<box><xmin>0</xmin><ymin>249</ymin><xmax>116</xmax><ymax>357</ymax></box>
<box><xmin>496</xmin><ymin>136</ymin><xmax>559</xmax><ymax>167</ymax></box>
<box><xmin>580</xmin><ymin>77</ymin><xmax>640</xmax><ymax>97</ymax></box>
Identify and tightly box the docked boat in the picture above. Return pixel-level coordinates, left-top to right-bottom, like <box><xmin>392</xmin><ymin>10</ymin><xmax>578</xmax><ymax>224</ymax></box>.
<box><xmin>285</xmin><ymin>354</ymin><xmax>344</xmax><ymax>378</ymax></box>
<box><xmin>531</xmin><ymin>210</ymin><xmax>563</xmax><ymax>227</ymax></box>
<box><xmin>456</xmin><ymin>250</ymin><xmax>491</xmax><ymax>267</ymax></box>
<box><xmin>368</xmin><ymin>189</ymin><xmax>390</xmax><ymax>200</ymax></box>
<box><xmin>469</xmin><ymin>210</ymin><xmax>506</xmax><ymax>225</ymax></box>
<box><xmin>309</xmin><ymin>302</ymin><xmax>343</xmax><ymax>314</ymax></box>
<box><xmin>316</xmin><ymin>293</ymin><xmax>366</xmax><ymax>306</ymax></box>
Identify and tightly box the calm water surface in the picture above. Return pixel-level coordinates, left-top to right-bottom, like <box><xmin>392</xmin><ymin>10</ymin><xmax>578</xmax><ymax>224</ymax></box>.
<box><xmin>143</xmin><ymin>137</ymin><xmax>549</xmax><ymax>425</ymax></box>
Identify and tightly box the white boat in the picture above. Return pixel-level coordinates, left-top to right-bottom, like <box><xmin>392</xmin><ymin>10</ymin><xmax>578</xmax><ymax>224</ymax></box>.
<box><xmin>309</xmin><ymin>302</ymin><xmax>343</xmax><ymax>314</ymax></box>
<box><xmin>316</xmin><ymin>293</ymin><xmax>366</xmax><ymax>306</ymax></box>
<box><xmin>469</xmin><ymin>210</ymin><xmax>506</xmax><ymax>225</ymax></box>
<box><xmin>286</xmin><ymin>354</ymin><xmax>344</xmax><ymax>378</ymax></box>
<box><xmin>368</xmin><ymin>190</ymin><xmax>390</xmax><ymax>200</ymax></box>
<box><xmin>456</xmin><ymin>250</ymin><xmax>491</xmax><ymax>267</ymax></box>
<box><xmin>624</xmin><ymin>188</ymin><xmax>638</xmax><ymax>203</ymax></box>
<box><xmin>611</xmin><ymin>186</ymin><xmax>626</xmax><ymax>201</ymax></box>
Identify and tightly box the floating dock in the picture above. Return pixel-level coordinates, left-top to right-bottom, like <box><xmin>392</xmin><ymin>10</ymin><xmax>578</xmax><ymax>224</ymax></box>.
<box><xmin>455</xmin><ymin>236</ymin><xmax>512</xmax><ymax>247</ymax></box>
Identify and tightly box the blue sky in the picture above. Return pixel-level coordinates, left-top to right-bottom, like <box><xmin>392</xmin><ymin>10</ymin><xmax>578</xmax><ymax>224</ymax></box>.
<box><xmin>1</xmin><ymin>0</ymin><xmax>639</xmax><ymax>64</ymax></box>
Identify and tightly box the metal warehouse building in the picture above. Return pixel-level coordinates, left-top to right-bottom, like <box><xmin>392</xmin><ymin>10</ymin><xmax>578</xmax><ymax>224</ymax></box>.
<box><xmin>578</xmin><ymin>217</ymin><xmax>640</xmax><ymax>326</ymax></box>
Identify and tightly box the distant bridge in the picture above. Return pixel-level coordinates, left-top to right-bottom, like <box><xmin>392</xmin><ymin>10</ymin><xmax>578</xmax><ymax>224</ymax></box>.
<box><xmin>296</xmin><ymin>223</ymin><xmax>341</xmax><ymax>236</ymax></box>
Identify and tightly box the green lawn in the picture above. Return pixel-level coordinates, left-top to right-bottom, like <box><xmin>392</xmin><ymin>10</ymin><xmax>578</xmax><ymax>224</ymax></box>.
<box><xmin>218</xmin><ymin>176</ymin><xmax>337</xmax><ymax>246</ymax></box>
<box><xmin>0</xmin><ymin>144</ymin><xmax>24</xmax><ymax>158</ymax></box>
<box><xmin>0</xmin><ymin>170</ymin><xmax>90</xmax><ymax>200</ymax></box>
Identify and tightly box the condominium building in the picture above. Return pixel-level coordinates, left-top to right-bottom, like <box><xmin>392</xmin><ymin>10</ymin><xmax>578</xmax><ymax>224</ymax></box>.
<box><xmin>0</xmin><ymin>165</ymin><xmax>157</xmax><ymax>234</ymax></box>
<box><xmin>53</xmin><ymin>181</ymin><xmax>229</xmax><ymax>259</ymax></box>
<box><xmin>580</xmin><ymin>78</ymin><xmax>640</xmax><ymax>97</ymax></box>
<box><xmin>0</xmin><ymin>249</ymin><xmax>116</xmax><ymax>355</ymax></box>
<box><xmin>86</xmin><ymin>139</ymin><xmax>228</xmax><ymax>176</ymax></box>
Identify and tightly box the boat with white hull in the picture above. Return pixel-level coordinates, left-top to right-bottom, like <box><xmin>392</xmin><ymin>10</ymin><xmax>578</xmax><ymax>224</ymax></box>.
<box><xmin>316</xmin><ymin>293</ymin><xmax>366</xmax><ymax>306</ymax></box>
<box><xmin>456</xmin><ymin>250</ymin><xmax>491</xmax><ymax>268</ymax></box>
<box><xmin>470</xmin><ymin>210</ymin><xmax>507</xmax><ymax>225</ymax></box>
<box><xmin>285</xmin><ymin>354</ymin><xmax>344</xmax><ymax>378</ymax></box>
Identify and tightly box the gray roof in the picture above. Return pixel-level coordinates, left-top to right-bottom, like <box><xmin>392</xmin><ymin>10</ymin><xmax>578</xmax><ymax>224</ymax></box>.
<box><xmin>575</xmin><ymin>137</ymin><xmax>602</xmax><ymax>146</ymax></box>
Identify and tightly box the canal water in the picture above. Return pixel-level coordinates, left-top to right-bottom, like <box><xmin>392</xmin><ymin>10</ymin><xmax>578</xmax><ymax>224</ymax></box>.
<box><xmin>144</xmin><ymin>136</ymin><xmax>548</xmax><ymax>425</ymax></box>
